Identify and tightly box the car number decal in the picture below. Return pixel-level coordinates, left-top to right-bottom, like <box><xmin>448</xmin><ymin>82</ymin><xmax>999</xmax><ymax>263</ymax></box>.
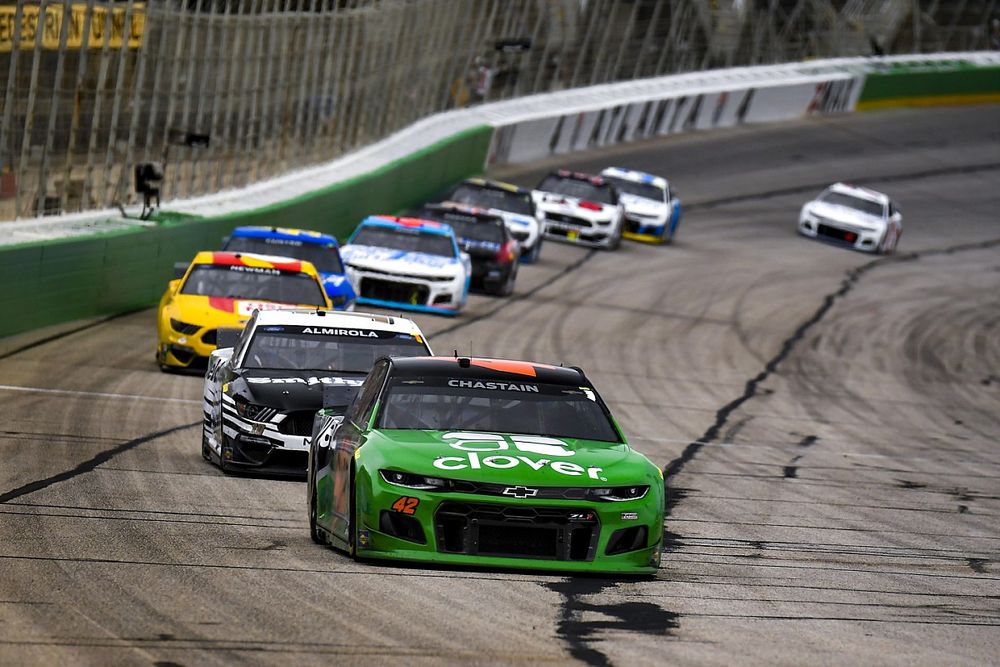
<box><xmin>391</xmin><ymin>496</ymin><xmax>419</xmax><ymax>515</ymax></box>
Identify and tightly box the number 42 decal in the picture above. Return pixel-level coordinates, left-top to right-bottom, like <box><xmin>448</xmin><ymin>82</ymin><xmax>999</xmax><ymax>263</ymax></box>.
<box><xmin>391</xmin><ymin>496</ymin><xmax>419</xmax><ymax>515</ymax></box>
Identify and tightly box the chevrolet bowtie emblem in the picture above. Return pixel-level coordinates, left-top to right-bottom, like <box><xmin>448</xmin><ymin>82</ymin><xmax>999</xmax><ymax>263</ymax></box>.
<box><xmin>502</xmin><ymin>486</ymin><xmax>538</xmax><ymax>498</ymax></box>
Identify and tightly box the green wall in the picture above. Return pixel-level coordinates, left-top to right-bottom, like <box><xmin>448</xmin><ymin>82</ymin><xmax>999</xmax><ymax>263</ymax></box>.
<box><xmin>858</xmin><ymin>63</ymin><xmax>1000</xmax><ymax>109</ymax></box>
<box><xmin>0</xmin><ymin>125</ymin><xmax>493</xmax><ymax>339</ymax></box>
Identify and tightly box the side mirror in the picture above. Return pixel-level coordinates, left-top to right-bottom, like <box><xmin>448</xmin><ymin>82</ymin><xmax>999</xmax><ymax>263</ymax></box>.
<box><xmin>216</xmin><ymin>327</ymin><xmax>242</xmax><ymax>350</ymax></box>
<box><xmin>166</xmin><ymin>279</ymin><xmax>180</xmax><ymax>295</ymax></box>
<box><xmin>173</xmin><ymin>261</ymin><xmax>189</xmax><ymax>279</ymax></box>
<box><xmin>221</xmin><ymin>235</ymin><xmax>231</xmax><ymax>248</ymax></box>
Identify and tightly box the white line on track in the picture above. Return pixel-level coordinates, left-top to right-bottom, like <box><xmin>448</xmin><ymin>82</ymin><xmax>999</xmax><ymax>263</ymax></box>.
<box><xmin>0</xmin><ymin>384</ymin><xmax>202</xmax><ymax>405</ymax></box>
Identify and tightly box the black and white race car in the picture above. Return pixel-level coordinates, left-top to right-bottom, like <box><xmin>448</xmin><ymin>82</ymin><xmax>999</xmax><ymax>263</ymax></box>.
<box><xmin>201</xmin><ymin>308</ymin><xmax>431</xmax><ymax>476</ymax></box>
<box><xmin>533</xmin><ymin>170</ymin><xmax>625</xmax><ymax>250</ymax></box>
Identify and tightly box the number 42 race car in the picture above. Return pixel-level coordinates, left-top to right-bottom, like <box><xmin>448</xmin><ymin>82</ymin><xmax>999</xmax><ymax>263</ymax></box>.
<box><xmin>307</xmin><ymin>356</ymin><xmax>664</xmax><ymax>574</ymax></box>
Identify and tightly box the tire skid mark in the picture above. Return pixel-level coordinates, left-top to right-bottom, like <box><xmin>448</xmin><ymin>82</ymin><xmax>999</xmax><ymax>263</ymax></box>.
<box><xmin>0</xmin><ymin>422</ymin><xmax>199</xmax><ymax>504</ymax></box>
<box><xmin>0</xmin><ymin>309</ymin><xmax>143</xmax><ymax>361</ymax></box>
<box><xmin>544</xmin><ymin>578</ymin><xmax>678</xmax><ymax>667</ymax></box>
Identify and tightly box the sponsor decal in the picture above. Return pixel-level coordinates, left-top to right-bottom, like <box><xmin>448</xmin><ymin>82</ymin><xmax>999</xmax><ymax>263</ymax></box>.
<box><xmin>236</xmin><ymin>301</ymin><xmax>286</xmax><ymax>315</ymax></box>
<box><xmin>447</xmin><ymin>379</ymin><xmax>538</xmax><ymax>392</ymax></box>
<box><xmin>246</xmin><ymin>376</ymin><xmax>365</xmax><ymax>386</ymax></box>
<box><xmin>569</xmin><ymin>512</ymin><xmax>595</xmax><ymax>521</ymax></box>
<box><xmin>621</xmin><ymin>512</ymin><xmax>639</xmax><ymax>521</ymax></box>
<box><xmin>391</xmin><ymin>496</ymin><xmax>419</xmax><ymax>515</ymax></box>
<box><xmin>262</xmin><ymin>237</ymin><xmax>305</xmax><ymax>247</ymax></box>
<box><xmin>301</xmin><ymin>327</ymin><xmax>377</xmax><ymax>337</ymax></box>
<box><xmin>358</xmin><ymin>529</ymin><xmax>370</xmax><ymax>547</ymax></box>
<box><xmin>433</xmin><ymin>432</ymin><xmax>605</xmax><ymax>480</ymax></box>
<box><xmin>227</xmin><ymin>265</ymin><xmax>282</xmax><ymax>275</ymax></box>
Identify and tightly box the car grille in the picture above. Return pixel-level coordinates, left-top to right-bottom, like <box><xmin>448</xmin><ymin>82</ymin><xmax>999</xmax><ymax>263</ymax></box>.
<box><xmin>817</xmin><ymin>223</ymin><xmax>860</xmax><ymax>243</ymax></box>
<box><xmin>509</xmin><ymin>229</ymin><xmax>530</xmax><ymax>241</ymax></box>
<box><xmin>277</xmin><ymin>410</ymin><xmax>316</xmax><ymax>436</ymax></box>
<box><xmin>359</xmin><ymin>278</ymin><xmax>430</xmax><ymax>305</ymax></box>
<box><xmin>448</xmin><ymin>480</ymin><xmax>589</xmax><ymax>500</ymax></box>
<box><xmin>352</xmin><ymin>266</ymin><xmax>453</xmax><ymax>282</ymax></box>
<box><xmin>624</xmin><ymin>218</ymin><xmax>641</xmax><ymax>233</ymax></box>
<box><xmin>201</xmin><ymin>329</ymin><xmax>217</xmax><ymax>346</ymax></box>
<box><xmin>434</xmin><ymin>502</ymin><xmax>599</xmax><ymax>561</ymax></box>
<box><xmin>544</xmin><ymin>212</ymin><xmax>592</xmax><ymax>228</ymax></box>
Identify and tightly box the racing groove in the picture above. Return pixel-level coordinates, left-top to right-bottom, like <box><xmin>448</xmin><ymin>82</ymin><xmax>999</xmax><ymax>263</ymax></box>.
<box><xmin>0</xmin><ymin>105</ymin><xmax>997</xmax><ymax>666</ymax></box>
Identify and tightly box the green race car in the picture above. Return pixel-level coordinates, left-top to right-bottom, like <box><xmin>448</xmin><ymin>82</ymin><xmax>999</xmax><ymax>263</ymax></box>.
<box><xmin>307</xmin><ymin>356</ymin><xmax>664</xmax><ymax>574</ymax></box>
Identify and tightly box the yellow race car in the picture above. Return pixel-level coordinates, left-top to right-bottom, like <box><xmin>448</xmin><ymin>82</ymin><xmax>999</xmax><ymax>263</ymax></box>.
<box><xmin>157</xmin><ymin>251</ymin><xmax>332</xmax><ymax>372</ymax></box>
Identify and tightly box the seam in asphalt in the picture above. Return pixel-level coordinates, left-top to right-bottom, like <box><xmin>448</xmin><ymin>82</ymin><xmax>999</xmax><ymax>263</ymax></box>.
<box><xmin>662</xmin><ymin>235</ymin><xmax>1000</xmax><ymax>516</ymax></box>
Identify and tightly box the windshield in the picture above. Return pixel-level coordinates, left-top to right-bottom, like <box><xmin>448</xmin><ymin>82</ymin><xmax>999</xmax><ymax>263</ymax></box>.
<box><xmin>447</xmin><ymin>184</ymin><xmax>534</xmax><ymax>216</ymax></box>
<box><xmin>536</xmin><ymin>175</ymin><xmax>615</xmax><ymax>205</ymax></box>
<box><xmin>377</xmin><ymin>377</ymin><xmax>621</xmax><ymax>442</ymax></box>
<box><xmin>243</xmin><ymin>327</ymin><xmax>428</xmax><ymax>372</ymax></box>
<box><xmin>180</xmin><ymin>264</ymin><xmax>327</xmax><ymax>306</ymax></box>
<box><xmin>351</xmin><ymin>226</ymin><xmax>456</xmax><ymax>258</ymax></box>
<box><xmin>224</xmin><ymin>236</ymin><xmax>344</xmax><ymax>273</ymax></box>
<box><xmin>414</xmin><ymin>208</ymin><xmax>506</xmax><ymax>244</ymax></box>
<box><xmin>602</xmin><ymin>176</ymin><xmax>665</xmax><ymax>202</ymax></box>
<box><xmin>821</xmin><ymin>191</ymin><xmax>885</xmax><ymax>218</ymax></box>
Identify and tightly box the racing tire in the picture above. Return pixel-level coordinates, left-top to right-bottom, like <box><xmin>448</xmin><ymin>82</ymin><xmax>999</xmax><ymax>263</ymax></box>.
<box><xmin>524</xmin><ymin>237</ymin><xmax>542</xmax><ymax>263</ymax></box>
<box><xmin>308</xmin><ymin>487</ymin><xmax>324</xmax><ymax>545</ymax></box>
<box><xmin>201</xmin><ymin>425</ymin><xmax>212</xmax><ymax>462</ymax></box>
<box><xmin>347</xmin><ymin>469</ymin><xmax>359</xmax><ymax>560</ymax></box>
<box><xmin>485</xmin><ymin>267</ymin><xmax>517</xmax><ymax>297</ymax></box>
<box><xmin>608</xmin><ymin>222</ymin><xmax>623</xmax><ymax>251</ymax></box>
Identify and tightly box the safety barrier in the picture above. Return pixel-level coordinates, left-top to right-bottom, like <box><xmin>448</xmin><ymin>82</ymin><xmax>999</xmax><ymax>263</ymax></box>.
<box><xmin>2</xmin><ymin>53</ymin><xmax>998</xmax><ymax>340</ymax></box>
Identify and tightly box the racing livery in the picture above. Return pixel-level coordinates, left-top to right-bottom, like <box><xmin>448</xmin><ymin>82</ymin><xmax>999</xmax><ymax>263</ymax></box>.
<box><xmin>412</xmin><ymin>203</ymin><xmax>520</xmax><ymax>296</ymax></box>
<box><xmin>600</xmin><ymin>167</ymin><xmax>682</xmax><ymax>244</ymax></box>
<box><xmin>798</xmin><ymin>182</ymin><xmax>902</xmax><ymax>254</ymax></box>
<box><xmin>440</xmin><ymin>177</ymin><xmax>543</xmax><ymax>263</ymax></box>
<box><xmin>157</xmin><ymin>251</ymin><xmax>331</xmax><ymax>372</ymax></box>
<box><xmin>308</xmin><ymin>356</ymin><xmax>664</xmax><ymax>574</ymax></box>
<box><xmin>533</xmin><ymin>170</ymin><xmax>624</xmax><ymax>250</ymax></box>
<box><xmin>340</xmin><ymin>216</ymin><xmax>471</xmax><ymax>316</ymax></box>
<box><xmin>223</xmin><ymin>226</ymin><xmax>356</xmax><ymax>309</ymax></box>
<box><xmin>202</xmin><ymin>309</ymin><xmax>431</xmax><ymax>475</ymax></box>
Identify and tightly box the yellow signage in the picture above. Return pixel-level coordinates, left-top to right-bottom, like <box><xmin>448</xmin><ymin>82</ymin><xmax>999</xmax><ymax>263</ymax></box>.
<box><xmin>0</xmin><ymin>3</ymin><xmax>145</xmax><ymax>53</ymax></box>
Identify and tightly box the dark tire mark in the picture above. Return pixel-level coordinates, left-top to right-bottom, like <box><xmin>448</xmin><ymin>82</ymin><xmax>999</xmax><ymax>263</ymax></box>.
<box><xmin>0</xmin><ymin>309</ymin><xmax>143</xmax><ymax>361</ymax></box>
<box><xmin>0</xmin><ymin>422</ymin><xmax>199</xmax><ymax>504</ymax></box>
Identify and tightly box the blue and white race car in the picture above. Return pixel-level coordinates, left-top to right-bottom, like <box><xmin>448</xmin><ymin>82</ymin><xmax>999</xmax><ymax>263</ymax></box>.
<box><xmin>340</xmin><ymin>216</ymin><xmax>471</xmax><ymax>316</ymax></box>
<box><xmin>223</xmin><ymin>226</ymin><xmax>356</xmax><ymax>309</ymax></box>
<box><xmin>600</xmin><ymin>167</ymin><xmax>681</xmax><ymax>244</ymax></box>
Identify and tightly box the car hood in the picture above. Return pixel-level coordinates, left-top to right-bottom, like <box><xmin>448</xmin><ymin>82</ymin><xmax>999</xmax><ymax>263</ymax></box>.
<box><xmin>166</xmin><ymin>294</ymin><xmax>311</xmax><ymax>327</ymax></box>
<box><xmin>619</xmin><ymin>194</ymin><xmax>667</xmax><ymax>217</ymax></box>
<box><xmin>366</xmin><ymin>429</ymin><xmax>659</xmax><ymax>486</ymax></box>
<box><xmin>341</xmin><ymin>245</ymin><xmax>461</xmax><ymax>276</ymax></box>
<box><xmin>534</xmin><ymin>191</ymin><xmax>616</xmax><ymax>219</ymax></box>
<box><xmin>229</xmin><ymin>369</ymin><xmax>366</xmax><ymax>411</ymax></box>
<box><xmin>494</xmin><ymin>210</ymin><xmax>537</xmax><ymax>230</ymax></box>
<box><xmin>320</xmin><ymin>272</ymin><xmax>356</xmax><ymax>299</ymax></box>
<box><xmin>806</xmin><ymin>201</ymin><xmax>885</xmax><ymax>229</ymax></box>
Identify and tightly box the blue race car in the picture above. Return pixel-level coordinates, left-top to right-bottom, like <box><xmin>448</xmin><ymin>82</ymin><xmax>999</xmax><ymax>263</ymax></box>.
<box><xmin>340</xmin><ymin>216</ymin><xmax>471</xmax><ymax>316</ymax></box>
<box><xmin>222</xmin><ymin>226</ymin><xmax>356</xmax><ymax>310</ymax></box>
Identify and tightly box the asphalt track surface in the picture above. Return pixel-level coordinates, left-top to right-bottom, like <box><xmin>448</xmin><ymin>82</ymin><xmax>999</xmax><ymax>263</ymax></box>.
<box><xmin>1</xmin><ymin>105</ymin><xmax>998</xmax><ymax>666</ymax></box>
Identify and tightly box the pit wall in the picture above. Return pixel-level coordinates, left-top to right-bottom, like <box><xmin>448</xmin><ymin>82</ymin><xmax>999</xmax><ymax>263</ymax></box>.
<box><xmin>2</xmin><ymin>53</ymin><xmax>998</xmax><ymax>339</ymax></box>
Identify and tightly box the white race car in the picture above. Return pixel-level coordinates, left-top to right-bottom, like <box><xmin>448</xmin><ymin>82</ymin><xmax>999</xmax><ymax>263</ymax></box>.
<box><xmin>533</xmin><ymin>170</ymin><xmax>624</xmax><ymax>250</ymax></box>
<box><xmin>600</xmin><ymin>167</ymin><xmax>682</xmax><ymax>244</ymax></box>
<box><xmin>340</xmin><ymin>216</ymin><xmax>472</xmax><ymax>316</ymax></box>
<box><xmin>201</xmin><ymin>308</ymin><xmax>431</xmax><ymax>475</ymax></box>
<box><xmin>798</xmin><ymin>183</ymin><xmax>902</xmax><ymax>254</ymax></box>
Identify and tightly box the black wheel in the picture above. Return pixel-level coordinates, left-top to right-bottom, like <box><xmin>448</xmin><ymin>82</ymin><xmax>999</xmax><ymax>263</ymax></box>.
<box><xmin>347</xmin><ymin>470</ymin><xmax>359</xmax><ymax>559</ymax></box>
<box><xmin>217</xmin><ymin>436</ymin><xmax>231</xmax><ymax>474</ymax></box>
<box><xmin>308</xmin><ymin>486</ymin><xmax>324</xmax><ymax>545</ymax></box>
<box><xmin>525</xmin><ymin>236</ymin><xmax>542</xmax><ymax>263</ymax></box>
<box><xmin>500</xmin><ymin>266</ymin><xmax>517</xmax><ymax>296</ymax></box>
<box><xmin>608</xmin><ymin>221</ymin><xmax>623</xmax><ymax>250</ymax></box>
<box><xmin>201</xmin><ymin>424</ymin><xmax>211</xmax><ymax>461</ymax></box>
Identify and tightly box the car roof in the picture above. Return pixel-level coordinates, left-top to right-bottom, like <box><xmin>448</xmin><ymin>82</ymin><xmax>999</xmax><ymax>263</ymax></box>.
<box><xmin>601</xmin><ymin>167</ymin><xmax>668</xmax><ymax>190</ymax></box>
<box><xmin>387</xmin><ymin>356</ymin><xmax>588</xmax><ymax>385</ymax></box>
<box><xmin>462</xmin><ymin>177</ymin><xmax>530</xmax><ymax>195</ymax></box>
<box><xmin>190</xmin><ymin>251</ymin><xmax>322</xmax><ymax>276</ymax></box>
<box><xmin>547</xmin><ymin>170</ymin><xmax>610</xmax><ymax>187</ymax></box>
<box><xmin>419</xmin><ymin>203</ymin><xmax>505</xmax><ymax>226</ymax></box>
<box><xmin>828</xmin><ymin>182</ymin><xmax>889</xmax><ymax>204</ymax></box>
<box><xmin>253</xmin><ymin>308</ymin><xmax>425</xmax><ymax>336</ymax></box>
<box><xmin>230</xmin><ymin>226</ymin><xmax>338</xmax><ymax>246</ymax></box>
<box><xmin>358</xmin><ymin>215</ymin><xmax>456</xmax><ymax>238</ymax></box>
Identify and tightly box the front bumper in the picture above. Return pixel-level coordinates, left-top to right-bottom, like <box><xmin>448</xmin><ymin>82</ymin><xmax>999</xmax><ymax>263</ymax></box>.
<box><xmin>352</xmin><ymin>472</ymin><xmax>663</xmax><ymax>574</ymax></box>
<box><xmin>623</xmin><ymin>217</ymin><xmax>668</xmax><ymax>244</ymax></box>
<box><xmin>542</xmin><ymin>216</ymin><xmax>618</xmax><ymax>248</ymax></box>
<box><xmin>798</xmin><ymin>217</ymin><xmax>882</xmax><ymax>253</ymax></box>
<box><xmin>348</xmin><ymin>268</ymin><xmax>466</xmax><ymax>316</ymax></box>
<box><xmin>218</xmin><ymin>400</ymin><xmax>315</xmax><ymax>476</ymax></box>
<box><xmin>157</xmin><ymin>326</ymin><xmax>219</xmax><ymax>370</ymax></box>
